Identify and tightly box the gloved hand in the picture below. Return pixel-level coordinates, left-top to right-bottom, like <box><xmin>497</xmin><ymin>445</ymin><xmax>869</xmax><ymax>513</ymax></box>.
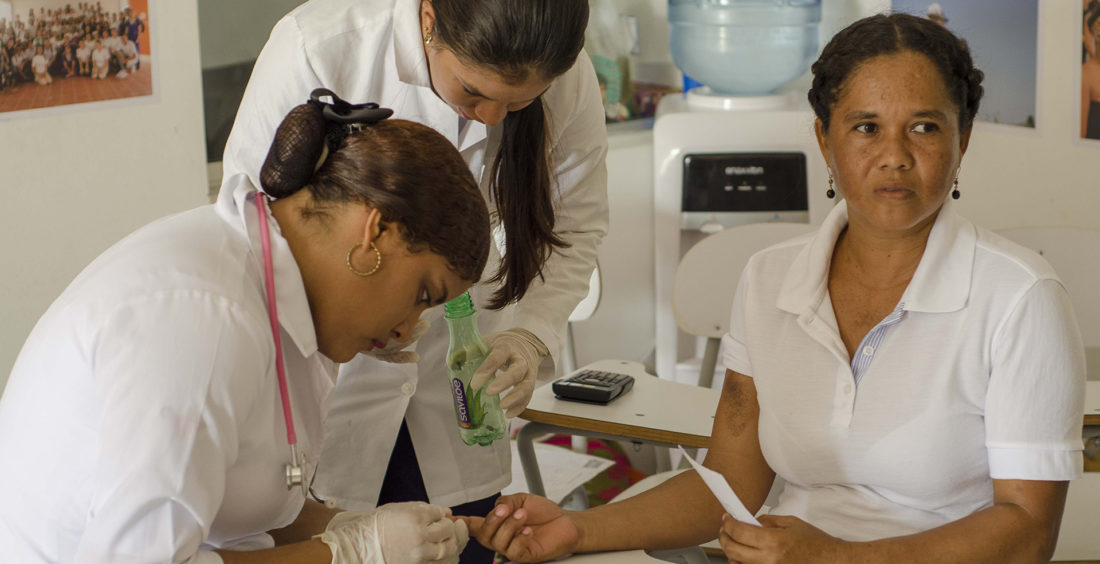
<box><xmin>365</xmin><ymin>319</ymin><xmax>430</xmax><ymax>364</ymax></box>
<box><xmin>470</xmin><ymin>328</ymin><xmax>549</xmax><ymax>418</ymax></box>
<box><xmin>317</xmin><ymin>501</ymin><xmax>469</xmax><ymax>564</ymax></box>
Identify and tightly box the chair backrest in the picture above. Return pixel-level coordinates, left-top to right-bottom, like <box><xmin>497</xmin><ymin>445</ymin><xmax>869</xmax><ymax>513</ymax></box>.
<box><xmin>569</xmin><ymin>261</ymin><xmax>602</xmax><ymax>323</ymax></box>
<box><xmin>673</xmin><ymin>223</ymin><xmax>815</xmax><ymax>339</ymax></box>
<box><xmin>561</xmin><ymin>262</ymin><xmax>602</xmax><ymax>376</ymax></box>
<box><xmin>996</xmin><ymin>226</ymin><xmax>1100</xmax><ymax>348</ymax></box>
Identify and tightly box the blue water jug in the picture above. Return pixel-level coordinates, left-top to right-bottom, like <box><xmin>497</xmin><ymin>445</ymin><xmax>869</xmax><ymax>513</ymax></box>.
<box><xmin>669</xmin><ymin>0</ymin><xmax>821</xmax><ymax>96</ymax></box>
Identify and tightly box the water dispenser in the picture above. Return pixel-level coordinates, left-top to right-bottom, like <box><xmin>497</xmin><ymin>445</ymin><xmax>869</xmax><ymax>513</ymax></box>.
<box><xmin>652</xmin><ymin>0</ymin><xmax>828</xmax><ymax>385</ymax></box>
<box><xmin>669</xmin><ymin>0</ymin><xmax>821</xmax><ymax>96</ymax></box>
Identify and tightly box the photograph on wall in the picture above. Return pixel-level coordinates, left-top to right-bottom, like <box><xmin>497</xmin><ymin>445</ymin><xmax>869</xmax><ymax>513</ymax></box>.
<box><xmin>891</xmin><ymin>1</ymin><xmax>1038</xmax><ymax>129</ymax></box>
<box><xmin>1084</xmin><ymin>0</ymin><xmax>1100</xmax><ymax>140</ymax></box>
<box><xmin>0</xmin><ymin>0</ymin><xmax>152</xmax><ymax>115</ymax></box>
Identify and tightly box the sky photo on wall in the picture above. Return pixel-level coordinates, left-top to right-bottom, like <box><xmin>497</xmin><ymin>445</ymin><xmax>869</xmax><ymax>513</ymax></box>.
<box><xmin>0</xmin><ymin>0</ymin><xmax>152</xmax><ymax>116</ymax></box>
<box><xmin>891</xmin><ymin>0</ymin><xmax>1038</xmax><ymax>129</ymax></box>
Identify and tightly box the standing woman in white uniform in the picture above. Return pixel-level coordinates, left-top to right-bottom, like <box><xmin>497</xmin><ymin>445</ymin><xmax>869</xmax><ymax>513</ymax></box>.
<box><xmin>0</xmin><ymin>94</ymin><xmax>487</xmax><ymax>563</ymax></box>
<box><xmin>218</xmin><ymin>2</ymin><xmax>608</xmax><ymax>562</ymax></box>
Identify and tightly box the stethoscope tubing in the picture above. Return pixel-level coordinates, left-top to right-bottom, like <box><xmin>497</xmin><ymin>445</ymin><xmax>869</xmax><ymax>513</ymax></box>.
<box><xmin>254</xmin><ymin>194</ymin><xmax>306</xmax><ymax>494</ymax></box>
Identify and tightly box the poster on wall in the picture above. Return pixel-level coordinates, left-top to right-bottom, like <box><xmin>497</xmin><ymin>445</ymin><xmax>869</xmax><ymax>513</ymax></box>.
<box><xmin>0</xmin><ymin>0</ymin><xmax>153</xmax><ymax>117</ymax></box>
<box><xmin>890</xmin><ymin>1</ymin><xmax>1039</xmax><ymax>129</ymax></box>
<box><xmin>1084</xmin><ymin>0</ymin><xmax>1100</xmax><ymax>141</ymax></box>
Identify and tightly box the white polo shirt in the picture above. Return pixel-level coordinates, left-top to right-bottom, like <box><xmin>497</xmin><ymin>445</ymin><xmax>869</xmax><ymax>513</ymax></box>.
<box><xmin>722</xmin><ymin>200</ymin><xmax>1086</xmax><ymax>542</ymax></box>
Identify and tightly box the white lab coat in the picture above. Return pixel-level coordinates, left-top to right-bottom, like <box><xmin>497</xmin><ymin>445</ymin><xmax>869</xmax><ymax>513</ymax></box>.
<box><xmin>0</xmin><ymin>184</ymin><xmax>336</xmax><ymax>562</ymax></box>
<box><xmin>217</xmin><ymin>0</ymin><xmax>609</xmax><ymax>509</ymax></box>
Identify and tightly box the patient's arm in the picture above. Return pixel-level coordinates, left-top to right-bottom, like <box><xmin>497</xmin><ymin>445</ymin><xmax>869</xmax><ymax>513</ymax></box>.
<box><xmin>574</xmin><ymin>369</ymin><xmax>776</xmax><ymax>552</ymax></box>
<box><xmin>718</xmin><ymin>465</ymin><xmax>1069</xmax><ymax>563</ymax></box>
<box><xmin>846</xmin><ymin>478</ymin><xmax>1068</xmax><ymax>563</ymax></box>
<box><xmin>467</xmin><ymin>369</ymin><xmax>775</xmax><ymax>561</ymax></box>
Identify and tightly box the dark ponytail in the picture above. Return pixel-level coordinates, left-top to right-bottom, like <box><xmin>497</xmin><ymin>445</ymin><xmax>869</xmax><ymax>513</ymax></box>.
<box><xmin>429</xmin><ymin>0</ymin><xmax>589</xmax><ymax>309</ymax></box>
<box><xmin>489</xmin><ymin>97</ymin><xmax>567</xmax><ymax>309</ymax></box>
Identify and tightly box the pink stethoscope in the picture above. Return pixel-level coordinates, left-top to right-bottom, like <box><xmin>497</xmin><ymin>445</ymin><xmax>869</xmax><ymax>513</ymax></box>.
<box><xmin>254</xmin><ymin>194</ymin><xmax>307</xmax><ymax>496</ymax></box>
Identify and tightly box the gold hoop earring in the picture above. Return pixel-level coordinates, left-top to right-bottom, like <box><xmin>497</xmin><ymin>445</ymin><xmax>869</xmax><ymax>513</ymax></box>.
<box><xmin>347</xmin><ymin>242</ymin><xmax>382</xmax><ymax>277</ymax></box>
<box><xmin>826</xmin><ymin>169</ymin><xmax>836</xmax><ymax>199</ymax></box>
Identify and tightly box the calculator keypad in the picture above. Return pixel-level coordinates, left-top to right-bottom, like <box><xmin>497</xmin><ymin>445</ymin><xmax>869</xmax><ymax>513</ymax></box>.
<box><xmin>552</xmin><ymin>369</ymin><xmax>634</xmax><ymax>404</ymax></box>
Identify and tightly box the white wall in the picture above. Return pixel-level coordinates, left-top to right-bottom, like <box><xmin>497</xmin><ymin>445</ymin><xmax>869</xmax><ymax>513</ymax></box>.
<box><xmin>571</xmin><ymin>0</ymin><xmax>1100</xmax><ymax>371</ymax></box>
<box><xmin>956</xmin><ymin>1</ymin><xmax>1100</xmax><ymax>231</ymax></box>
<box><xmin>0</xmin><ymin>0</ymin><xmax>208</xmax><ymax>393</ymax></box>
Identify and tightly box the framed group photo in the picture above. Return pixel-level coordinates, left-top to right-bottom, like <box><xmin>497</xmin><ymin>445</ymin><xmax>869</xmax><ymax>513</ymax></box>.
<box><xmin>0</xmin><ymin>0</ymin><xmax>153</xmax><ymax>117</ymax></box>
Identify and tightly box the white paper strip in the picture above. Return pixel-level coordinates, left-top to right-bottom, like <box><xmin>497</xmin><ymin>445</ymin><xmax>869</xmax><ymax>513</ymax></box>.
<box><xmin>678</xmin><ymin>445</ymin><xmax>761</xmax><ymax>526</ymax></box>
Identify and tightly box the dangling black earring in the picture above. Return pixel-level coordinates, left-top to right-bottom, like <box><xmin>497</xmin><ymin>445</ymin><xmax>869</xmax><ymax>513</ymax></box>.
<box><xmin>826</xmin><ymin>172</ymin><xmax>835</xmax><ymax>199</ymax></box>
<box><xmin>951</xmin><ymin>175</ymin><xmax>960</xmax><ymax>200</ymax></box>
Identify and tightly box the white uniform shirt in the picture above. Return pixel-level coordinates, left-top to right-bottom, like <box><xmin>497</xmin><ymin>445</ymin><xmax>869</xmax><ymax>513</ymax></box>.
<box><xmin>0</xmin><ymin>184</ymin><xmax>337</xmax><ymax>563</ymax></box>
<box><xmin>218</xmin><ymin>0</ymin><xmax>609</xmax><ymax>509</ymax></box>
<box><xmin>721</xmin><ymin>200</ymin><xmax>1086</xmax><ymax>541</ymax></box>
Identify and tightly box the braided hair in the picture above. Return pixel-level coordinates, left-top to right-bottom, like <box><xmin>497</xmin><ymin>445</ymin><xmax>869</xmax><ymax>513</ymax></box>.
<box><xmin>808</xmin><ymin>13</ymin><xmax>984</xmax><ymax>133</ymax></box>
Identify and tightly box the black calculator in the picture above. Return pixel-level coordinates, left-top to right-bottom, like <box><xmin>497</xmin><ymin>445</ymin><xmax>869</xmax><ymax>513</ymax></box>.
<box><xmin>552</xmin><ymin>369</ymin><xmax>635</xmax><ymax>404</ymax></box>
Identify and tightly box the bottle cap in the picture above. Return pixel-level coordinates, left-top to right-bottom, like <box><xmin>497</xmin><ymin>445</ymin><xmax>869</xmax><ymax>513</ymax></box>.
<box><xmin>443</xmin><ymin>291</ymin><xmax>475</xmax><ymax>318</ymax></box>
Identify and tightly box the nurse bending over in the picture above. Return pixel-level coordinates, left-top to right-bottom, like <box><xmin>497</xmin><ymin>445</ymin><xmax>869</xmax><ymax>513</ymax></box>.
<box><xmin>0</xmin><ymin>91</ymin><xmax>490</xmax><ymax>563</ymax></box>
<box><xmin>463</xmin><ymin>13</ymin><xmax>1086</xmax><ymax>564</ymax></box>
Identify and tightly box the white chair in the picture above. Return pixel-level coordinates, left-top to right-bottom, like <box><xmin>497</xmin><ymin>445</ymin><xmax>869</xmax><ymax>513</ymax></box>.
<box><xmin>561</xmin><ymin>261</ymin><xmax>602</xmax><ymax>376</ymax></box>
<box><xmin>996</xmin><ymin>226</ymin><xmax>1100</xmax><ymax>562</ymax></box>
<box><xmin>613</xmin><ymin>223</ymin><xmax>814</xmax><ymax>561</ymax></box>
<box><xmin>672</xmin><ymin>222</ymin><xmax>815</xmax><ymax>389</ymax></box>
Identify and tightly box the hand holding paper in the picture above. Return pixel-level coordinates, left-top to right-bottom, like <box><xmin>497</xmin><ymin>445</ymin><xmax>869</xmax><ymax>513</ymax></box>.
<box><xmin>678</xmin><ymin>445</ymin><xmax>761</xmax><ymax>526</ymax></box>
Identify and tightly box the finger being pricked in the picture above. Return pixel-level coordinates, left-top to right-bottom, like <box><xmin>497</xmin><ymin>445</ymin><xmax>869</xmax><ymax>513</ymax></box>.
<box><xmin>478</xmin><ymin>501</ymin><xmax>533</xmax><ymax>551</ymax></box>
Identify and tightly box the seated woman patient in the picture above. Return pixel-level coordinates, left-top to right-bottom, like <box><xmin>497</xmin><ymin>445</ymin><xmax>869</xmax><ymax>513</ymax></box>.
<box><xmin>0</xmin><ymin>90</ymin><xmax>490</xmax><ymax>563</ymax></box>
<box><xmin>463</xmin><ymin>13</ymin><xmax>1086</xmax><ymax>564</ymax></box>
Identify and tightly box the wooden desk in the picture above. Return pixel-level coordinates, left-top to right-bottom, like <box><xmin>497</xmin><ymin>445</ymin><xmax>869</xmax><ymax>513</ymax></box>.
<box><xmin>516</xmin><ymin>359</ymin><xmax>720</xmax><ymax>497</ymax></box>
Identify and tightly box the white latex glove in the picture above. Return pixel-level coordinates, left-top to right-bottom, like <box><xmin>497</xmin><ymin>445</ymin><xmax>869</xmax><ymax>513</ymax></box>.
<box><xmin>366</xmin><ymin>319</ymin><xmax>430</xmax><ymax>364</ymax></box>
<box><xmin>470</xmin><ymin>328</ymin><xmax>549</xmax><ymax>418</ymax></box>
<box><xmin>317</xmin><ymin>501</ymin><xmax>468</xmax><ymax>564</ymax></box>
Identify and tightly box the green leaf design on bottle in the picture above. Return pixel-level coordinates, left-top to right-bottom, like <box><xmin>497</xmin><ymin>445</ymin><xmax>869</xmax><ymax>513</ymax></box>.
<box><xmin>467</xmin><ymin>383</ymin><xmax>486</xmax><ymax>427</ymax></box>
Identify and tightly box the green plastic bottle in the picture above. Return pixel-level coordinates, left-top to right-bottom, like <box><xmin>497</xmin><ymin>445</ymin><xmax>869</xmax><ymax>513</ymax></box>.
<box><xmin>443</xmin><ymin>291</ymin><xmax>506</xmax><ymax>446</ymax></box>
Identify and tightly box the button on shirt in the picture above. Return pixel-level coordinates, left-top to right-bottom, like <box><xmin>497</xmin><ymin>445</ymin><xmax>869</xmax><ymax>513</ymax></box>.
<box><xmin>721</xmin><ymin>200</ymin><xmax>1086</xmax><ymax>542</ymax></box>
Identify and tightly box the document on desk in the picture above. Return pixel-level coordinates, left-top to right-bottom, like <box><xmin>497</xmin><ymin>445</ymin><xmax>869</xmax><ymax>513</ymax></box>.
<box><xmin>503</xmin><ymin>441</ymin><xmax>614</xmax><ymax>504</ymax></box>
<box><xmin>678</xmin><ymin>446</ymin><xmax>761</xmax><ymax>526</ymax></box>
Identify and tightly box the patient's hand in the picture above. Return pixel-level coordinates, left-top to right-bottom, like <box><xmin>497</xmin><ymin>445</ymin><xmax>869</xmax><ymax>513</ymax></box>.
<box><xmin>718</xmin><ymin>514</ymin><xmax>848</xmax><ymax>563</ymax></box>
<box><xmin>457</xmin><ymin>493</ymin><xmax>579</xmax><ymax>563</ymax></box>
